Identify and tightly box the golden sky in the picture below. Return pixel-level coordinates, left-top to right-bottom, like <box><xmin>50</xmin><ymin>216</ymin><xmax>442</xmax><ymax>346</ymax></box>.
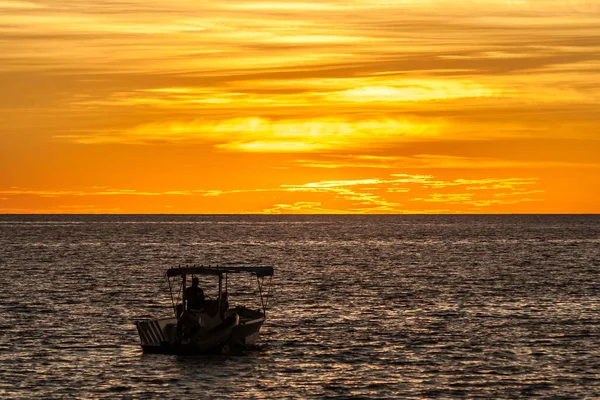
<box><xmin>1</xmin><ymin>0</ymin><xmax>599</xmax><ymax>213</ymax></box>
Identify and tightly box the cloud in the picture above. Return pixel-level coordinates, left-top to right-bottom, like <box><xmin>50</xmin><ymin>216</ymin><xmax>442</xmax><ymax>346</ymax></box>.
<box><xmin>281</xmin><ymin>174</ymin><xmax>539</xmax><ymax>193</ymax></box>
<box><xmin>0</xmin><ymin>188</ymin><xmax>196</xmax><ymax>197</ymax></box>
<box><xmin>3</xmin><ymin>0</ymin><xmax>598</xmax><ymax>151</ymax></box>
<box><xmin>57</xmin><ymin>117</ymin><xmax>442</xmax><ymax>151</ymax></box>
<box><xmin>293</xmin><ymin>154</ymin><xmax>600</xmax><ymax>169</ymax></box>
<box><xmin>332</xmin><ymin>82</ymin><xmax>495</xmax><ymax>102</ymax></box>
<box><xmin>0</xmin><ymin>206</ymin><xmax>125</xmax><ymax>214</ymax></box>
<box><xmin>0</xmin><ymin>171</ymin><xmax>545</xmax><ymax>213</ymax></box>
<box><xmin>0</xmin><ymin>1</ymin><xmax>44</xmax><ymax>9</ymax></box>
<box><xmin>410</xmin><ymin>177</ymin><xmax>539</xmax><ymax>190</ymax></box>
<box><xmin>413</xmin><ymin>193</ymin><xmax>474</xmax><ymax>203</ymax></box>
<box><xmin>275</xmin><ymin>173</ymin><xmax>542</xmax><ymax>210</ymax></box>
<box><xmin>3</xmin><ymin>1</ymin><xmax>598</xmax><ymax>79</ymax></box>
<box><xmin>411</xmin><ymin>192</ymin><xmax>543</xmax><ymax>207</ymax></box>
<box><xmin>262</xmin><ymin>201</ymin><xmax>334</xmax><ymax>214</ymax></box>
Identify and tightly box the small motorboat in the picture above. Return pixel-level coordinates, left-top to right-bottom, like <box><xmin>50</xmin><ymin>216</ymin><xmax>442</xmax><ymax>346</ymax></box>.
<box><xmin>135</xmin><ymin>265</ymin><xmax>274</xmax><ymax>354</ymax></box>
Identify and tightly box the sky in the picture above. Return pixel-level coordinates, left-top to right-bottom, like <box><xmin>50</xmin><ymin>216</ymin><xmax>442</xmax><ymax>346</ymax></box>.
<box><xmin>1</xmin><ymin>0</ymin><xmax>599</xmax><ymax>214</ymax></box>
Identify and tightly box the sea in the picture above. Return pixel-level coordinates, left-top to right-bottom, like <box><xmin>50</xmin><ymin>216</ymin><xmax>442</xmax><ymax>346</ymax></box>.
<box><xmin>0</xmin><ymin>214</ymin><xmax>598</xmax><ymax>399</ymax></box>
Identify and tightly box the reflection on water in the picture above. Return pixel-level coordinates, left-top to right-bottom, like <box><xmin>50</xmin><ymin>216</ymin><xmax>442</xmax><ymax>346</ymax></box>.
<box><xmin>0</xmin><ymin>215</ymin><xmax>599</xmax><ymax>398</ymax></box>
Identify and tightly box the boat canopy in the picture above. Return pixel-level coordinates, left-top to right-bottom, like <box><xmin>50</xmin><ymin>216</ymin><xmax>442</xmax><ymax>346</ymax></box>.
<box><xmin>166</xmin><ymin>265</ymin><xmax>274</xmax><ymax>278</ymax></box>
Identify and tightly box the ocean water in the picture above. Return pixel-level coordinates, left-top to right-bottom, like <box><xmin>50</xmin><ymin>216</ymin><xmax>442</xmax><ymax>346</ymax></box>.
<box><xmin>0</xmin><ymin>214</ymin><xmax>599</xmax><ymax>399</ymax></box>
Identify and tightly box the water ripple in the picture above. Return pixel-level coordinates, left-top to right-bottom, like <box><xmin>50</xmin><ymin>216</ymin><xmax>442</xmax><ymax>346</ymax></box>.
<box><xmin>0</xmin><ymin>214</ymin><xmax>599</xmax><ymax>398</ymax></box>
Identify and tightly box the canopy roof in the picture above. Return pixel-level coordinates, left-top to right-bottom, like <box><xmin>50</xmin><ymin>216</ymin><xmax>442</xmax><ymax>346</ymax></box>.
<box><xmin>166</xmin><ymin>265</ymin><xmax>274</xmax><ymax>278</ymax></box>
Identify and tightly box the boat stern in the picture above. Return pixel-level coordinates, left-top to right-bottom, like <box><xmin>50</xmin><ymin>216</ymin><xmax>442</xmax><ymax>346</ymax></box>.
<box><xmin>135</xmin><ymin>317</ymin><xmax>177</xmax><ymax>353</ymax></box>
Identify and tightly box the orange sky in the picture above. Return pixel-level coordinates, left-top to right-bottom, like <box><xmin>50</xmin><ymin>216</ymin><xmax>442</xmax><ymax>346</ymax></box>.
<box><xmin>1</xmin><ymin>0</ymin><xmax>599</xmax><ymax>213</ymax></box>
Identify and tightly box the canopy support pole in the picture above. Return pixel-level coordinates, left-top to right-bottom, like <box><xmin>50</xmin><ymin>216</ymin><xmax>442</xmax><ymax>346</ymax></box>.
<box><xmin>181</xmin><ymin>273</ymin><xmax>187</xmax><ymax>311</ymax></box>
<box><xmin>218</xmin><ymin>273</ymin><xmax>223</xmax><ymax>316</ymax></box>
<box><xmin>167</xmin><ymin>274</ymin><xmax>176</xmax><ymax>316</ymax></box>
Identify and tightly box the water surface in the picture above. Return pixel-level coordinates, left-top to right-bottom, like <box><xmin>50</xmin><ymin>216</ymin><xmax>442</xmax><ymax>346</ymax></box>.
<box><xmin>0</xmin><ymin>215</ymin><xmax>599</xmax><ymax>398</ymax></box>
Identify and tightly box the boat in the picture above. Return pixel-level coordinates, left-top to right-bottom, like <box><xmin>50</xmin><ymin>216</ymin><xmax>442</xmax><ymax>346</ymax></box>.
<box><xmin>134</xmin><ymin>265</ymin><xmax>274</xmax><ymax>354</ymax></box>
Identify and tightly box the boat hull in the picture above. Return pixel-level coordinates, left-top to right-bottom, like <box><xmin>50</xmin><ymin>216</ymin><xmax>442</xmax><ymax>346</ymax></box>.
<box><xmin>135</xmin><ymin>311</ymin><xmax>265</xmax><ymax>354</ymax></box>
<box><xmin>229</xmin><ymin>317</ymin><xmax>264</xmax><ymax>348</ymax></box>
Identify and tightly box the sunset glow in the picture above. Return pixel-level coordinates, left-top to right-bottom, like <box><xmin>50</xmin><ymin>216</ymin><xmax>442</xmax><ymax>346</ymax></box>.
<box><xmin>1</xmin><ymin>0</ymin><xmax>599</xmax><ymax>213</ymax></box>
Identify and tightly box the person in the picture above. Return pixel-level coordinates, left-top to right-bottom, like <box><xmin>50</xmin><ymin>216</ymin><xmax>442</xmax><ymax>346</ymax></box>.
<box><xmin>184</xmin><ymin>277</ymin><xmax>205</xmax><ymax>311</ymax></box>
<box><xmin>220</xmin><ymin>291</ymin><xmax>229</xmax><ymax>319</ymax></box>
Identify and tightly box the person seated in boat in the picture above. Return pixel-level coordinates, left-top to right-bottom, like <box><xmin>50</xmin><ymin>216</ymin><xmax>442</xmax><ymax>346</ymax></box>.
<box><xmin>176</xmin><ymin>309</ymin><xmax>202</xmax><ymax>341</ymax></box>
<box><xmin>184</xmin><ymin>277</ymin><xmax>206</xmax><ymax>311</ymax></box>
<box><xmin>220</xmin><ymin>291</ymin><xmax>229</xmax><ymax>319</ymax></box>
<box><xmin>176</xmin><ymin>278</ymin><xmax>205</xmax><ymax>341</ymax></box>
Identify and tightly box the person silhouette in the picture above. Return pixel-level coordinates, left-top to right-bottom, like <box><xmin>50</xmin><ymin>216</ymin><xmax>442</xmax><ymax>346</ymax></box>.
<box><xmin>184</xmin><ymin>277</ymin><xmax>205</xmax><ymax>310</ymax></box>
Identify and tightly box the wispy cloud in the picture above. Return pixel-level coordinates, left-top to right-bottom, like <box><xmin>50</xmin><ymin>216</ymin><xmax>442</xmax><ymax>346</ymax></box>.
<box><xmin>0</xmin><ymin>172</ymin><xmax>544</xmax><ymax>213</ymax></box>
<box><xmin>57</xmin><ymin>117</ymin><xmax>442</xmax><ymax>151</ymax></box>
<box><xmin>273</xmin><ymin>174</ymin><xmax>542</xmax><ymax>212</ymax></box>
<box><xmin>293</xmin><ymin>154</ymin><xmax>600</xmax><ymax>169</ymax></box>
<box><xmin>412</xmin><ymin>193</ymin><xmax>543</xmax><ymax>208</ymax></box>
<box><xmin>281</xmin><ymin>174</ymin><xmax>539</xmax><ymax>193</ymax></box>
<box><xmin>0</xmin><ymin>188</ymin><xmax>197</xmax><ymax>197</ymax></box>
<box><xmin>262</xmin><ymin>201</ymin><xmax>340</xmax><ymax>214</ymax></box>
